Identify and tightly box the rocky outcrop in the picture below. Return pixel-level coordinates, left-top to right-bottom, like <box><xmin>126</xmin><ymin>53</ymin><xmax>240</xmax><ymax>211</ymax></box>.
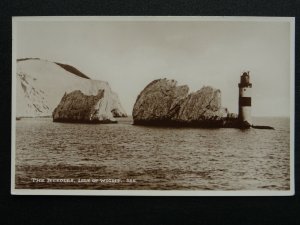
<box><xmin>133</xmin><ymin>78</ymin><xmax>238</xmax><ymax>127</ymax></box>
<box><xmin>111</xmin><ymin>92</ymin><xmax>127</xmax><ymax>117</ymax></box>
<box><xmin>133</xmin><ymin>79</ymin><xmax>189</xmax><ymax>121</ymax></box>
<box><xmin>53</xmin><ymin>90</ymin><xmax>117</xmax><ymax>123</ymax></box>
<box><xmin>16</xmin><ymin>58</ymin><xmax>127</xmax><ymax>118</ymax></box>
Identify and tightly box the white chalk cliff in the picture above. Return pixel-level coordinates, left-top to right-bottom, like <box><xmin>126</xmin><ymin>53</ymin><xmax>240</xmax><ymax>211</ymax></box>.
<box><xmin>16</xmin><ymin>58</ymin><xmax>127</xmax><ymax>118</ymax></box>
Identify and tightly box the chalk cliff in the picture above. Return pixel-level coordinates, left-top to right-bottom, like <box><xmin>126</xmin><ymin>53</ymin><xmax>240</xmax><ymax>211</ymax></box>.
<box><xmin>16</xmin><ymin>58</ymin><xmax>127</xmax><ymax>118</ymax></box>
<box><xmin>53</xmin><ymin>90</ymin><xmax>117</xmax><ymax>123</ymax></box>
<box><xmin>132</xmin><ymin>78</ymin><xmax>237</xmax><ymax>127</ymax></box>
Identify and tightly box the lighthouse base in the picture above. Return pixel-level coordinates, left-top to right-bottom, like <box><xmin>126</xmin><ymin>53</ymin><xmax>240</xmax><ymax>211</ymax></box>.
<box><xmin>238</xmin><ymin>120</ymin><xmax>251</xmax><ymax>129</ymax></box>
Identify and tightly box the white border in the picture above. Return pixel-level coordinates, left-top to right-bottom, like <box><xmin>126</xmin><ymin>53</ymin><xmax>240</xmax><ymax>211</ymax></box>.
<box><xmin>11</xmin><ymin>16</ymin><xmax>295</xmax><ymax>196</ymax></box>
<box><xmin>11</xmin><ymin>19</ymin><xmax>17</xmax><ymax>196</ymax></box>
<box><xmin>289</xmin><ymin>18</ymin><xmax>295</xmax><ymax>196</ymax></box>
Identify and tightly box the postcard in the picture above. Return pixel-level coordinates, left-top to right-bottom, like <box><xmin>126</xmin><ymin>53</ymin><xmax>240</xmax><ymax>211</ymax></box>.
<box><xmin>11</xmin><ymin>16</ymin><xmax>295</xmax><ymax>196</ymax></box>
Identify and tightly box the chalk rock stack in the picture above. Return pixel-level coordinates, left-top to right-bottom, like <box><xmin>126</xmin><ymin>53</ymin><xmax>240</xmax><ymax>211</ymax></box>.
<box><xmin>53</xmin><ymin>90</ymin><xmax>117</xmax><ymax>123</ymax></box>
<box><xmin>133</xmin><ymin>78</ymin><xmax>237</xmax><ymax>127</ymax></box>
<box><xmin>133</xmin><ymin>79</ymin><xmax>189</xmax><ymax>121</ymax></box>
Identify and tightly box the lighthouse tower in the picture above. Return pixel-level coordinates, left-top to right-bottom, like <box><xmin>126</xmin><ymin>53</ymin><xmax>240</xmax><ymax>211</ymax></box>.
<box><xmin>238</xmin><ymin>71</ymin><xmax>252</xmax><ymax>128</ymax></box>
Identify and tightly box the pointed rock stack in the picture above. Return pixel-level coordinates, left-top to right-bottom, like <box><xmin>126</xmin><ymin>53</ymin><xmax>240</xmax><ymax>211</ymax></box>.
<box><xmin>132</xmin><ymin>78</ymin><xmax>238</xmax><ymax>127</ymax></box>
<box><xmin>53</xmin><ymin>90</ymin><xmax>117</xmax><ymax>123</ymax></box>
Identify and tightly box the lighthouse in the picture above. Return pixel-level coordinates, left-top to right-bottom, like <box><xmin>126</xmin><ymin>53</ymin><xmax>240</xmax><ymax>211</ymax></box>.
<box><xmin>238</xmin><ymin>71</ymin><xmax>252</xmax><ymax>128</ymax></box>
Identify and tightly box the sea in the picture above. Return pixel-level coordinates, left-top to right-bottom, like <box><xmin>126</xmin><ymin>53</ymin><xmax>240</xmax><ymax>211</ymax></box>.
<box><xmin>14</xmin><ymin>117</ymin><xmax>291</xmax><ymax>191</ymax></box>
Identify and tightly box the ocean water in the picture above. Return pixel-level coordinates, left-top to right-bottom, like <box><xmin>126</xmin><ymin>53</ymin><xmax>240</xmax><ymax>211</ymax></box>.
<box><xmin>15</xmin><ymin>117</ymin><xmax>290</xmax><ymax>190</ymax></box>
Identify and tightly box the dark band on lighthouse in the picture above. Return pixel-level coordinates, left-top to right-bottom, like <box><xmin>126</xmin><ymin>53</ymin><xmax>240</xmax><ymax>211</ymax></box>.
<box><xmin>239</xmin><ymin>97</ymin><xmax>251</xmax><ymax>106</ymax></box>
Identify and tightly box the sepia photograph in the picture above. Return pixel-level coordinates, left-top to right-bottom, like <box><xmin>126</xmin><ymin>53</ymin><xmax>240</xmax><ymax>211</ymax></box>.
<box><xmin>11</xmin><ymin>16</ymin><xmax>294</xmax><ymax>195</ymax></box>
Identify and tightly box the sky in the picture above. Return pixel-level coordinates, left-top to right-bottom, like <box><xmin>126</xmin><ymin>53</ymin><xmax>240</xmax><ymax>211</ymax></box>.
<box><xmin>15</xmin><ymin>17</ymin><xmax>292</xmax><ymax>117</ymax></box>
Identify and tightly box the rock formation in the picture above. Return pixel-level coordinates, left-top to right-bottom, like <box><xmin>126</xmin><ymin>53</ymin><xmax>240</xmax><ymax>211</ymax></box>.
<box><xmin>111</xmin><ymin>92</ymin><xmax>127</xmax><ymax>117</ymax></box>
<box><xmin>53</xmin><ymin>90</ymin><xmax>117</xmax><ymax>123</ymax></box>
<box><xmin>132</xmin><ymin>78</ymin><xmax>238</xmax><ymax>127</ymax></box>
<box><xmin>16</xmin><ymin>58</ymin><xmax>127</xmax><ymax>118</ymax></box>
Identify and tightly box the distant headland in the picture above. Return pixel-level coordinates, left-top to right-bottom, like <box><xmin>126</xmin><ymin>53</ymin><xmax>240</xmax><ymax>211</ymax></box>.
<box><xmin>16</xmin><ymin>58</ymin><xmax>127</xmax><ymax>123</ymax></box>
